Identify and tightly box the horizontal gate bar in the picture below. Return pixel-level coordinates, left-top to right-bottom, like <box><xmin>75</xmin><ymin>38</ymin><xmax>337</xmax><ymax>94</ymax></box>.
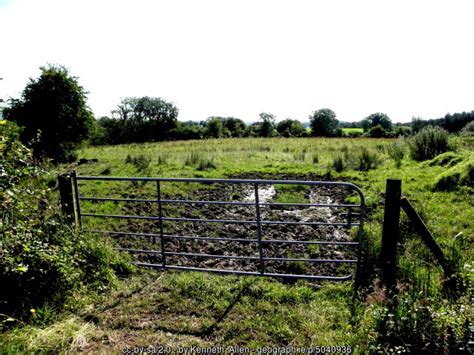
<box><xmin>81</xmin><ymin>213</ymin><xmax>360</xmax><ymax>227</ymax></box>
<box><xmin>86</xmin><ymin>230</ymin><xmax>359</xmax><ymax>246</ymax></box>
<box><xmin>76</xmin><ymin>175</ymin><xmax>362</xmax><ymax>189</ymax></box>
<box><xmin>79</xmin><ymin>196</ymin><xmax>361</xmax><ymax>209</ymax></box>
<box><xmin>118</xmin><ymin>248</ymin><xmax>358</xmax><ymax>263</ymax></box>
<box><xmin>134</xmin><ymin>263</ymin><xmax>353</xmax><ymax>281</ymax></box>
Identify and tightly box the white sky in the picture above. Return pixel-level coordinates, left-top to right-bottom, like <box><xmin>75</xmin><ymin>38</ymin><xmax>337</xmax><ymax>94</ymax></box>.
<box><xmin>1</xmin><ymin>0</ymin><xmax>473</xmax><ymax>123</ymax></box>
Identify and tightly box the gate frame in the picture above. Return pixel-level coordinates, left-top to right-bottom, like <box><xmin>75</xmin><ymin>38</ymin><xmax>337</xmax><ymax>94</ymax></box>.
<box><xmin>65</xmin><ymin>172</ymin><xmax>366</xmax><ymax>282</ymax></box>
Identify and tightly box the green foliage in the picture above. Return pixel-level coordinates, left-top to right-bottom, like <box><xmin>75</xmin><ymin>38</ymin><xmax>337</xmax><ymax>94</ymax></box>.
<box><xmin>427</xmin><ymin>151</ymin><xmax>462</xmax><ymax>167</ymax></box>
<box><xmin>332</xmin><ymin>155</ymin><xmax>346</xmax><ymax>172</ymax></box>
<box><xmin>126</xmin><ymin>154</ymin><xmax>151</xmax><ymax>173</ymax></box>
<box><xmin>460</xmin><ymin>120</ymin><xmax>474</xmax><ymax>136</ymax></box>
<box><xmin>309</xmin><ymin>108</ymin><xmax>338</xmax><ymax>137</ymax></box>
<box><xmin>368</xmin><ymin>124</ymin><xmax>387</xmax><ymax>138</ymax></box>
<box><xmin>205</xmin><ymin>117</ymin><xmax>225</xmax><ymax>138</ymax></box>
<box><xmin>361</xmin><ymin>112</ymin><xmax>392</xmax><ymax>132</ymax></box>
<box><xmin>196</xmin><ymin>155</ymin><xmax>217</xmax><ymax>171</ymax></box>
<box><xmin>0</xmin><ymin>121</ymin><xmax>133</xmax><ymax>324</ymax></box>
<box><xmin>94</xmin><ymin>97</ymin><xmax>178</xmax><ymax>144</ymax></box>
<box><xmin>433</xmin><ymin>158</ymin><xmax>474</xmax><ymax>191</ymax></box>
<box><xmin>387</xmin><ymin>139</ymin><xmax>405</xmax><ymax>168</ymax></box>
<box><xmin>3</xmin><ymin>65</ymin><xmax>94</xmax><ymax>163</ymax></box>
<box><xmin>356</xmin><ymin>147</ymin><xmax>380</xmax><ymax>171</ymax></box>
<box><xmin>258</xmin><ymin>112</ymin><xmax>277</xmax><ymax>137</ymax></box>
<box><xmin>276</xmin><ymin>119</ymin><xmax>306</xmax><ymax>137</ymax></box>
<box><xmin>408</xmin><ymin>126</ymin><xmax>451</xmax><ymax>161</ymax></box>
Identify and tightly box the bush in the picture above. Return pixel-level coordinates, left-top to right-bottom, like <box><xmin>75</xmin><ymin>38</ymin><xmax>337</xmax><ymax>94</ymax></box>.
<box><xmin>387</xmin><ymin>139</ymin><xmax>405</xmax><ymax>168</ymax></box>
<box><xmin>0</xmin><ymin>121</ymin><xmax>133</xmax><ymax>323</ymax></box>
<box><xmin>356</xmin><ymin>148</ymin><xmax>381</xmax><ymax>171</ymax></box>
<box><xmin>368</xmin><ymin>125</ymin><xmax>387</xmax><ymax>138</ymax></box>
<box><xmin>408</xmin><ymin>126</ymin><xmax>451</xmax><ymax>161</ymax></box>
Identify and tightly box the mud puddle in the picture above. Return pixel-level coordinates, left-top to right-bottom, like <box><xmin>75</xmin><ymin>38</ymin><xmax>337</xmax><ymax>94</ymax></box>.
<box><xmin>111</xmin><ymin>173</ymin><xmax>362</xmax><ymax>279</ymax></box>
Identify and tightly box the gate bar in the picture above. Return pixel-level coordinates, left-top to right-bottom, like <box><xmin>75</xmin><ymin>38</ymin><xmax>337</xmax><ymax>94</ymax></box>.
<box><xmin>80</xmin><ymin>213</ymin><xmax>360</xmax><ymax>227</ymax></box>
<box><xmin>254</xmin><ymin>183</ymin><xmax>265</xmax><ymax>275</ymax></box>
<box><xmin>86</xmin><ymin>230</ymin><xmax>360</xmax><ymax>246</ymax></box>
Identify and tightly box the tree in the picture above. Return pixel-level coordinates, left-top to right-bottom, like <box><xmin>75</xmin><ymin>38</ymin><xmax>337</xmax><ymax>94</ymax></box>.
<box><xmin>4</xmin><ymin>65</ymin><xmax>94</xmax><ymax>162</ymax></box>
<box><xmin>111</xmin><ymin>96</ymin><xmax>178</xmax><ymax>142</ymax></box>
<box><xmin>361</xmin><ymin>112</ymin><xmax>392</xmax><ymax>132</ymax></box>
<box><xmin>259</xmin><ymin>112</ymin><xmax>276</xmax><ymax>137</ymax></box>
<box><xmin>205</xmin><ymin>117</ymin><xmax>225</xmax><ymax>138</ymax></box>
<box><xmin>222</xmin><ymin>117</ymin><xmax>246</xmax><ymax>137</ymax></box>
<box><xmin>276</xmin><ymin>119</ymin><xmax>306</xmax><ymax>137</ymax></box>
<box><xmin>309</xmin><ymin>108</ymin><xmax>338</xmax><ymax>137</ymax></box>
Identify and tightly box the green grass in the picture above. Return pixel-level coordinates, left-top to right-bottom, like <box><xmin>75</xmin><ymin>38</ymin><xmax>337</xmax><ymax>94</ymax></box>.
<box><xmin>342</xmin><ymin>128</ymin><xmax>364</xmax><ymax>135</ymax></box>
<box><xmin>3</xmin><ymin>136</ymin><xmax>472</xmax><ymax>353</ymax></box>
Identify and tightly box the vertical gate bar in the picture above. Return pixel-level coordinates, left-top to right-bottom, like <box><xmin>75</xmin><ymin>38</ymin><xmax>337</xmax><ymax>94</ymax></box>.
<box><xmin>354</xmin><ymin>202</ymin><xmax>365</xmax><ymax>291</ymax></box>
<box><xmin>347</xmin><ymin>207</ymin><xmax>352</xmax><ymax>227</ymax></box>
<box><xmin>71</xmin><ymin>170</ymin><xmax>82</xmax><ymax>228</ymax></box>
<box><xmin>254</xmin><ymin>183</ymin><xmax>265</xmax><ymax>275</ymax></box>
<box><xmin>157</xmin><ymin>181</ymin><xmax>166</xmax><ymax>267</ymax></box>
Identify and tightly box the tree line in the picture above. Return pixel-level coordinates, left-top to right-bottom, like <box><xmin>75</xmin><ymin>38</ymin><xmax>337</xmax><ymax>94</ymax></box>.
<box><xmin>3</xmin><ymin>65</ymin><xmax>473</xmax><ymax>163</ymax></box>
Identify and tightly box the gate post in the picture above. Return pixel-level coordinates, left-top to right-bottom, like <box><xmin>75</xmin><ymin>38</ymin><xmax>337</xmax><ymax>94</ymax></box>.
<box><xmin>381</xmin><ymin>179</ymin><xmax>401</xmax><ymax>297</ymax></box>
<box><xmin>58</xmin><ymin>173</ymin><xmax>74</xmax><ymax>223</ymax></box>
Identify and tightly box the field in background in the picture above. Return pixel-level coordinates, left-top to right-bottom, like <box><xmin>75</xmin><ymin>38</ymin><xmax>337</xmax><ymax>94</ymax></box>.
<box><xmin>3</xmin><ymin>137</ymin><xmax>472</xmax><ymax>353</ymax></box>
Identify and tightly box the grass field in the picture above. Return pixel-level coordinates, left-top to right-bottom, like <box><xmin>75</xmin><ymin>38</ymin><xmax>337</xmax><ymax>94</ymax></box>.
<box><xmin>2</xmin><ymin>137</ymin><xmax>472</xmax><ymax>353</ymax></box>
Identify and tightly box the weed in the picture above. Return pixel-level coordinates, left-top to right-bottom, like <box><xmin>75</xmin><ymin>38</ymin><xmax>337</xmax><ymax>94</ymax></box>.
<box><xmin>387</xmin><ymin>139</ymin><xmax>405</xmax><ymax>168</ymax></box>
<box><xmin>293</xmin><ymin>151</ymin><xmax>306</xmax><ymax>161</ymax></box>
<box><xmin>356</xmin><ymin>147</ymin><xmax>380</xmax><ymax>171</ymax></box>
<box><xmin>184</xmin><ymin>151</ymin><xmax>201</xmax><ymax>166</ymax></box>
<box><xmin>312</xmin><ymin>153</ymin><xmax>319</xmax><ymax>164</ymax></box>
<box><xmin>196</xmin><ymin>156</ymin><xmax>217</xmax><ymax>171</ymax></box>
<box><xmin>332</xmin><ymin>155</ymin><xmax>346</xmax><ymax>173</ymax></box>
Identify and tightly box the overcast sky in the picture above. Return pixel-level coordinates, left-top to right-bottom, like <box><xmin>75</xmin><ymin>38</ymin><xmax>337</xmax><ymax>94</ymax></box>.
<box><xmin>1</xmin><ymin>0</ymin><xmax>473</xmax><ymax>123</ymax></box>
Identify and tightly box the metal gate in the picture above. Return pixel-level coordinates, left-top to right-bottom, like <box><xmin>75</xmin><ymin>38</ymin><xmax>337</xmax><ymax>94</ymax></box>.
<box><xmin>68</xmin><ymin>172</ymin><xmax>365</xmax><ymax>281</ymax></box>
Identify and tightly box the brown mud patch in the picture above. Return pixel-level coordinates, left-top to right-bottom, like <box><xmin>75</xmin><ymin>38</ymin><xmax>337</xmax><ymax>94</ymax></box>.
<box><xmin>105</xmin><ymin>173</ymin><xmax>363</xmax><ymax>279</ymax></box>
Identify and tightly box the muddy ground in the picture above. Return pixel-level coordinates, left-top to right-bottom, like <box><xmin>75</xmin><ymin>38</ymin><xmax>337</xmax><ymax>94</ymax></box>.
<box><xmin>94</xmin><ymin>173</ymin><xmax>364</xmax><ymax>279</ymax></box>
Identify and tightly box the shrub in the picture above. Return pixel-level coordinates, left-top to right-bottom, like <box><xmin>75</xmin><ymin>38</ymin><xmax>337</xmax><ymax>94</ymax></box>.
<box><xmin>0</xmin><ymin>121</ymin><xmax>133</xmax><ymax>323</ymax></box>
<box><xmin>387</xmin><ymin>139</ymin><xmax>405</xmax><ymax>168</ymax></box>
<box><xmin>408</xmin><ymin>126</ymin><xmax>450</xmax><ymax>161</ymax></box>
<box><xmin>368</xmin><ymin>125</ymin><xmax>387</xmax><ymax>138</ymax></box>
<box><xmin>356</xmin><ymin>148</ymin><xmax>380</xmax><ymax>171</ymax></box>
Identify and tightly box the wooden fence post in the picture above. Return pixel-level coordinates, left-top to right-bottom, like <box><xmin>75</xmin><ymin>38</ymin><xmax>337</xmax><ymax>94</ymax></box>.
<box><xmin>381</xmin><ymin>179</ymin><xmax>401</xmax><ymax>297</ymax></box>
<box><xmin>58</xmin><ymin>173</ymin><xmax>74</xmax><ymax>223</ymax></box>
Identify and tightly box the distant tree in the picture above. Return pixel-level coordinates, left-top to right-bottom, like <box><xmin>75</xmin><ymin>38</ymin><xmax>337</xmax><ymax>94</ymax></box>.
<box><xmin>362</xmin><ymin>112</ymin><xmax>392</xmax><ymax>132</ymax></box>
<box><xmin>4</xmin><ymin>65</ymin><xmax>94</xmax><ymax>162</ymax></box>
<box><xmin>222</xmin><ymin>117</ymin><xmax>247</xmax><ymax>137</ymax></box>
<box><xmin>276</xmin><ymin>119</ymin><xmax>306</xmax><ymax>137</ymax></box>
<box><xmin>259</xmin><ymin>112</ymin><xmax>277</xmax><ymax>137</ymax></box>
<box><xmin>169</xmin><ymin>121</ymin><xmax>205</xmax><ymax>140</ymax></box>
<box><xmin>111</xmin><ymin>96</ymin><xmax>178</xmax><ymax>142</ymax></box>
<box><xmin>411</xmin><ymin>117</ymin><xmax>424</xmax><ymax>134</ymax></box>
<box><xmin>309</xmin><ymin>108</ymin><xmax>338</xmax><ymax>137</ymax></box>
<box><xmin>205</xmin><ymin>117</ymin><xmax>225</xmax><ymax>138</ymax></box>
